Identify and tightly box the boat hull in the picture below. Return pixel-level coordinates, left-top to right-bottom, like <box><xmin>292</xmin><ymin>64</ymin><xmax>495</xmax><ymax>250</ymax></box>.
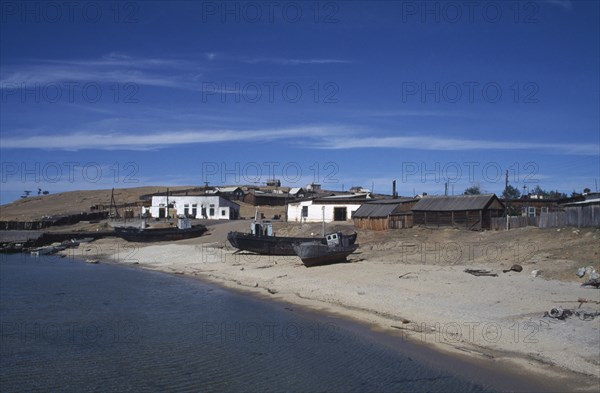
<box><xmin>114</xmin><ymin>225</ymin><xmax>207</xmax><ymax>242</ymax></box>
<box><xmin>293</xmin><ymin>242</ymin><xmax>359</xmax><ymax>267</ymax></box>
<box><xmin>227</xmin><ymin>232</ymin><xmax>357</xmax><ymax>256</ymax></box>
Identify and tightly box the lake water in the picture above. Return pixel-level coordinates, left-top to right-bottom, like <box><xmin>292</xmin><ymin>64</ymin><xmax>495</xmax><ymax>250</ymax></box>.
<box><xmin>1</xmin><ymin>254</ymin><xmax>541</xmax><ymax>392</ymax></box>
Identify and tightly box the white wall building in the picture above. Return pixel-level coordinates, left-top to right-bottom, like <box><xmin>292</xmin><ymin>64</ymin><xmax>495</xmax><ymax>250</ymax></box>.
<box><xmin>287</xmin><ymin>195</ymin><xmax>370</xmax><ymax>223</ymax></box>
<box><xmin>143</xmin><ymin>196</ymin><xmax>239</xmax><ymax>220</ymax></box>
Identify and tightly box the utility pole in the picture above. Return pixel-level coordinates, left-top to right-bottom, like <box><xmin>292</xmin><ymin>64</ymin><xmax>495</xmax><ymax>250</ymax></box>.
<box><xmin>109</xmin><ymin>188</ymin><xmax>120</xmax><ymax>220</ymax></box>
<box><xmin>504</xmin><ymin>170</ymin><xmax>510</xmax><ymax>218</ymax></box>
<box><xmin>321</xmin><ymin>206</ymin><xmax>325</xmax><ymax>237</ymax></box>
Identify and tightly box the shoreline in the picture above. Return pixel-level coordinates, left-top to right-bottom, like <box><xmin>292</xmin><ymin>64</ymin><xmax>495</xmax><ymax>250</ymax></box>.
<box><xmin>57</xmin><ymin>231</ymin><xmax>600</xmax><ymax>392</ymax></box>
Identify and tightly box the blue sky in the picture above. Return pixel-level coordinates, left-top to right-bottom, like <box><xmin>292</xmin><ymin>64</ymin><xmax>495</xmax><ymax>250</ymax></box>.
<box><xmin>1</xmin><ymin>0</ymin><xmax>598</xmax><ymax>204</ymax></box>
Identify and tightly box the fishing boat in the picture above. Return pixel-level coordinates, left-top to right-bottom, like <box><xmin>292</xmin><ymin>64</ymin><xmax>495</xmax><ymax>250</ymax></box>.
<box><xmin>114</xmin><ymin>218</ymin><xmax>207</xmax><ymax>242</ymax></box>
<box><xmin>227</xmin><ymin>219</ymin><xmax>357</xmax><ymax>256</ymax></box>
<box><xmin>293</xmin><ymin>232</ymin><xmax>359</xmax><ymax>267</ymax></box>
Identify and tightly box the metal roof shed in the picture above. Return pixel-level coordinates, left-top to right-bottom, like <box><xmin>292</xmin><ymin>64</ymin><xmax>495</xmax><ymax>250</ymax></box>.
<box><xmin>353</xmin><ymin>198</ymin><xmax>419</xmax><ymax>230</ymax></box>
<box><xmin>412</xmin><ymin>194</ymin><xmax>504</xmax><ymax>230</ymax></box>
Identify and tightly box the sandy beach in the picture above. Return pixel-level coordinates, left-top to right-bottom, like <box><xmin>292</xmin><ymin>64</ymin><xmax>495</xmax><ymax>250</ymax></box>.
<box><xmin>58</xmin><ymin>220</ymin><xmax>600</xmax><ymax>391</ymax></box>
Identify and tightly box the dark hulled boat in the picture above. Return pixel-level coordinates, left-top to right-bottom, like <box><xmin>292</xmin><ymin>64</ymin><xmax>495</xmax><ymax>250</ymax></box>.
<box><xmin>114</xmin><ymin>218</ymin><xmax>207</xmax><ymax>242</ymax></box>
<box><xmin>227</xmin><ymin>220</ymin><xmax>356</xmax><ymax>256</ymax></box>
<box><xmin>293</xmin><ymin>232</ymin><xmax>359</xmax><ymax>267</ymax></box>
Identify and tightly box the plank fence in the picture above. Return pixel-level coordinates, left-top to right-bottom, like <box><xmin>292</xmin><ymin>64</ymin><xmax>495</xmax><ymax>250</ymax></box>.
<box><xmin>490</xmin><ymin>216</ymin><xmax>538</xmax><ymax>230</ymax></box>
<box><xmin>538</xmin><ymin>205</ymin><xmax>600</xmax><ymax>228</ymax></box>
<box><xmin>491</xmin><ymin>205</ymin><xmax>600</xmax><ymax>230</ymax></box>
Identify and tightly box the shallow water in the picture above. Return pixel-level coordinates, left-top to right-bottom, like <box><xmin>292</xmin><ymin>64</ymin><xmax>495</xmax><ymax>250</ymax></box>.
<box><xmin>0</xmin><ymin>254</ymin><xmax>524</xmax><ymax>392</ymax></box>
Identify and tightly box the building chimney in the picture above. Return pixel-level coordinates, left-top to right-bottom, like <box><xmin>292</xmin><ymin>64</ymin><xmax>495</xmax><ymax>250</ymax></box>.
<box><xmin>392</xmin><ymin>180</ymin><xmax>397</xmax><ymax>198</ymax></box>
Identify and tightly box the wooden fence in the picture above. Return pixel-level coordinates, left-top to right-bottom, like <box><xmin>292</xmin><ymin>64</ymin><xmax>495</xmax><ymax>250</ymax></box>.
<box><xmin>538</xmin><ymin>205</ymin><xmax>600</xmax><ymax>228</ymax></box>
<box><xmin>490</xmin><ymin>216</ymin><xmax>538</xmax><ymax>230</ymax></box>
<box><xmin>491</xmin><ymin>205</ymin><xmax>600</xmax><ymax>230</ymax></box>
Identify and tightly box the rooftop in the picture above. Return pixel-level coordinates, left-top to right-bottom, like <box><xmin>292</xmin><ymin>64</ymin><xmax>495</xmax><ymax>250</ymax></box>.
<box><xmin>412</xmin><ymin>194</ymin><xmax>503</xmax><ymax>211</ymax></box>
<box><xmin>352</xmin><ymin>198</ymin><xmax>419</xmax><ymax>218</ymax></box>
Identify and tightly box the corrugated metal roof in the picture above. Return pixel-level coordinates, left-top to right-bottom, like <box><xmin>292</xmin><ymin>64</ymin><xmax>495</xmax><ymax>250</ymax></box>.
<box><xmin>321</xmin><ymin>193</ymin><xmax>370</xmax><ymax>199</ymax></box>
<box><xmin>353</xmin><ymin>204</ymin><xmax>397</xmax><ymax>218</ymax></box>
<box><xmin>247</xmin><ymin>190</ymin><xmax>288</xmax><ymax>198</ymax></box>
<box><xmin>352</xmin><ymin>198</ymin><xmax>418</xmax><ymax>218</ymax></box>
<box><xmin>217</xmin><ymin>186</ymin><xmax>241</xmax><ymax>193</ymax></box>
<box><xmin>366</xmin><ymin>198</ymin><xmax>419</xmax><ymax>205</ymax></box>
<box><xmin>412</xmin><ymin>194</ymin><xmax>502</xmax><ymax>211</ymax></box>
<box><xmin>562</xmin><ymin>198</ymin><xmax>600</xmax><ymax>207</ymax></box>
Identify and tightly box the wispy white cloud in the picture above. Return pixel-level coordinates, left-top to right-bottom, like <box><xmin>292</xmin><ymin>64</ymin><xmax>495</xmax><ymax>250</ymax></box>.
<box><xmin>313</xmin><ymin>135</ymin><xmax>597</xmax><ymax>155</ymax></box>
<box><xmin>1</xmin><ymin>126</ymin><xmax>595</xmax><ymax>156</ymax></box>
<box><xmin>0</xmin><ymin>53</ymin><xmax>351</xmax><ymax>92</ymax></box>
<box><xmin>38</xmin><ymin>52</ymin><xmax>196</xmax><ymax>69</ymax></box>
<box><xmin>0</xmin><ymin>126</ymin><xmax>349</xmax><ymax>151</ymax></box>
<box><xmin>0</xmin><ymin>53</ymin><xmax>203</xmax><ymax>91</ymax></box>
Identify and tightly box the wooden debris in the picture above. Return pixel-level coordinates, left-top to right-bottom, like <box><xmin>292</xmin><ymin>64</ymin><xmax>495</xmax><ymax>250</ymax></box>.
<box><xmin>464</xmin><ymin>269</ymin><xmax>498</xmax><ymax>277</ymax></box>
<box><xmin>577</xmin><ymin>297</ymin><xmax>600</xmax><ymax>304</ymax></box>
<box><xmin>464</xmin><ymin>269</ymin><xmax>497</xmax><ymax>277</ymax></box>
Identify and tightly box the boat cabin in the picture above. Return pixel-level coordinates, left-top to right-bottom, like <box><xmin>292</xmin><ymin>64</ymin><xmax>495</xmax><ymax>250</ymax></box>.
<box><xmin>251</xmin><ymin>220</ymin><xmax>274</xmax><ymax>237</ymax></box>
<box><xmin>326</xmin><ymin>232</ymin><xmax>341</xmax><ymax>246</ymax></box>
<box><xmin>325</xmin><ymin>232</ymin><xmax>353</xmax><ymax>247</ymax></box>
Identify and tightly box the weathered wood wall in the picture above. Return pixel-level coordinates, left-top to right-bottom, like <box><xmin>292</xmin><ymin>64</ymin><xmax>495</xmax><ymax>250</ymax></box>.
<box><xmin>538</xmin><ymin>205</ymin><xmax>600</xmax><ymax>228</ymax></box>
<box><xmin>491</xmin><ymin>205</ymin><xmax>600</xmax><ymax>230</ymax></box>
<box><xmin>490</xmin><ymin>216</ymin><xmax>539</xmax><ymax>230</ymax></box>
<box><xmin>353</xmin><ymin>217</ymin><xmax>389</xmax><ymax>231</ymax></box>
<box><xmin>353</xmin><ymin>214</ymin><xmax>413</xmax><ymax>231</ymax></box>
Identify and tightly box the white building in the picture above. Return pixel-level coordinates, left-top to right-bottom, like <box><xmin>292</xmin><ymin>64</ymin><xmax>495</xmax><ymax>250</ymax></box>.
<box><xmin>143</xmin><ymin>196</ymin><xmax>239</xmax><ymax>220</ymax></box>
<box><xmin>287</xmin><ymin>194</ymin><xmax>371</xmax><ymax>223</ymax></box>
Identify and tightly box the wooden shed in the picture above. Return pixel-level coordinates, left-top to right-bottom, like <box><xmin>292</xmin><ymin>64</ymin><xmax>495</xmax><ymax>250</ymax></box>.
<box><xmin>352</xmin><ymin>198</ymin><xmax>419</xmax><ymax>230</ymax></box>
<box><xmin>243</xmin><ymin>190</ymin><xmax>289</xmax><ymax>206</ymax></box>
<box><xmin>411</xmin><ymin>194</ymin><xmax>504</xmax><ymax>230</ymax></box>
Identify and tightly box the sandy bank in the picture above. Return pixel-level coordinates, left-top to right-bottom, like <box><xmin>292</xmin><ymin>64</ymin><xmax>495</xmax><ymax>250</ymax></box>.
<box><xmin>65</xmin><ymin>224</ymin><xmax>600</xmax><ymax>391</ymax></box>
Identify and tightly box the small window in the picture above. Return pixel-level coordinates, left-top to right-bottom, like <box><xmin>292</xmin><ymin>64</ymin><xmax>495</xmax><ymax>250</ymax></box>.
<box><xmin>528</xmin><ymin>207</ymin><xmax>536</xmax><ymax>217</ymax></box>
<box><xmin>301</xmin><ymin>206</ymin><xmax>308</xmax><ymax>217</ymax></box>
<box><xmin>221</xmin><ymin>209</ymin><xmax>226</xmax><ymax>216</ymax></box>
<box><xmin>209</xmin><ymin>208</ymin><xmax>215</xmax><ymax>216</ymax></box>
<box><xmin>333</xmin><ymin>207</ymin><xmax>347</xmax><ymax>221</ymax></box>
<box><xmin>541</xmin><ymin>207</ymin><xmax>548</xmax><ymax>213</ymax></box>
